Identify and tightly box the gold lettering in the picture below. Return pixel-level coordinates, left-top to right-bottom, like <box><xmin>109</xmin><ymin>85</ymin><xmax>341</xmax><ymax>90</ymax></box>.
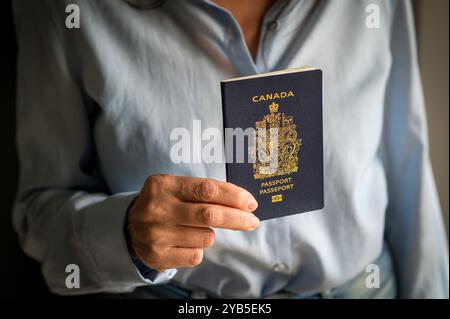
<box><xmin>251</xmin><ymin>91</ymin><xmax>296</xmax><ymax>103</ymax></box>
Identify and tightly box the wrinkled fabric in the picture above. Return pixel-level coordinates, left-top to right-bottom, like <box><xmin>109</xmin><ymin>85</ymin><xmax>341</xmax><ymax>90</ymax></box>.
<box><xmin>13</xmin><ymin>0</ymin><xmax>448</xmax><ymax>298</ymax></box>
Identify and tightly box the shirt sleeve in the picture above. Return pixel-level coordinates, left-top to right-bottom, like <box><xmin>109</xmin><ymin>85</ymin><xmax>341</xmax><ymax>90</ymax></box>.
<box><xmin>12</xmin><ymin>0</ymin><xmax>176</xmax><ymax>295</ymax></box>
<box><xmin>382</xmin><ymin>0</ymin><xmax>449</xmax><ymax>299</ymax></box>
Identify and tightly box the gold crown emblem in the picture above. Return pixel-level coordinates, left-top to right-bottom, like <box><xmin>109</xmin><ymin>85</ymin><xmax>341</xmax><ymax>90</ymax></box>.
<box><xmin>269</xmin><ymin>102</ymin><xmax>279</xmax><ymax>113</ymax></box>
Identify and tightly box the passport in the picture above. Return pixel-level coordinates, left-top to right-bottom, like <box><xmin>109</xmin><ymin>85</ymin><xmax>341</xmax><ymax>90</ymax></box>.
<box><xmin>221</xmin><ymin>67</ymin><xmax>324</xmax><ymax>220</ymax></box>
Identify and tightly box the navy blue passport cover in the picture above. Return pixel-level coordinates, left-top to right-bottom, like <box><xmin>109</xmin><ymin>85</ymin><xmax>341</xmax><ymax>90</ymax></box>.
<box><xmin>221</xmin><ymin>68</ymin><xmax>324</xmax><ymax>220</ymax></box>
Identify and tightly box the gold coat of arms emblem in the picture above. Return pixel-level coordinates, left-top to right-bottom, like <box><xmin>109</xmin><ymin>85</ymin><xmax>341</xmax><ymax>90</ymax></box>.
<box><xmin>250</xmin><ymin>102</ymin><xmax>302</xmax><ymax>179</ymax></box>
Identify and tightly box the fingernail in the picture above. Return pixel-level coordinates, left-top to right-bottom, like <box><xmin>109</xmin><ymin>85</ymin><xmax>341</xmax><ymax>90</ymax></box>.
<box><xmin>250</xmin><ymin>216</ymin><xmax>260</xmax><ymax>229</ymax></box>
<box><xmin>247</xmin><ymin>198</ymin><xmax>258</xmax><ymax>211</ymax></box>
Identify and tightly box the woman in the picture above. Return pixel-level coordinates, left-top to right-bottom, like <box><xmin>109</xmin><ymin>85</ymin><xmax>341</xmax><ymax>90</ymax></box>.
<box><xmin>13</xmin><ymin>0</ymin><xmax>448</xmax><ymax>298</ymax></box>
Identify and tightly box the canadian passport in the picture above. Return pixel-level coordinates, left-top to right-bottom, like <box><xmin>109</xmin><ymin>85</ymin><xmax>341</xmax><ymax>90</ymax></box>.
<box><xmin>221</xmin><ymin>67</ymin><xmax>324</xmax><ymax>220</ymax></box>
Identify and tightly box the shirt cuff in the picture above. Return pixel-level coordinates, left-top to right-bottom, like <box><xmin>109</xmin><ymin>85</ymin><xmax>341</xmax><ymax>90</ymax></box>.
<box><xmin>132</xmin><ymin>256</ymin><xmax>177</xmax><ymax>283</ymax></box>
<box><xmin>85</xmin><ymin>192</ymin><xmax>176</xmax><ymax>292</ymax></box>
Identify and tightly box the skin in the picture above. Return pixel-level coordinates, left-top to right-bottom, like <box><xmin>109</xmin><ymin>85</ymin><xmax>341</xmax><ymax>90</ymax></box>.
<box><xmin>214</xmin><ymin>0</ymin><xmax>276</xmax><ymax>60</ymax></box>
<box><xmin>127</xmin><ymin>175</ymin><xmax>259</xmax><ymax>271</ymax></box>
<box><xmin>126</xmin><ymin>1</ymin><xmax>275</xmax><ymax>271</ymax></box>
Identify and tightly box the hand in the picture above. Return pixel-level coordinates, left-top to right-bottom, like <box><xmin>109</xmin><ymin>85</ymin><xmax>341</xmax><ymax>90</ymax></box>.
<box><xmin>126</xmin><ymin>174</ymin><xmax>259</xmax><ymax>272</ymax></box>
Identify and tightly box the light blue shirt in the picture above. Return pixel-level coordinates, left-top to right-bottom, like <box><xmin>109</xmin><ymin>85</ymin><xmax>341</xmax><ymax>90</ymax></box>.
<box><xmin>13</xmin><ymin>0</ymin><xmax>448</xmax><ymax>298</ymax></box>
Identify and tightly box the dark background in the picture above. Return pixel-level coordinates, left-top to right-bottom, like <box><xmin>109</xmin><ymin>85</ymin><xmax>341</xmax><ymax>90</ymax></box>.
<box><xmin>1</xmin><ymin>0</ymin><xmax>447</xmax><ymax>298</ymax></box>
<box><xmin>0</xmin><ymin>0</ymin><xmax>50</xmax><ymax>298</ymax></box>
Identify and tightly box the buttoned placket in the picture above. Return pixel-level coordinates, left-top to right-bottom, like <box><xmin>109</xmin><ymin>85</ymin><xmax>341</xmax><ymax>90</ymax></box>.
<box><xmin>199</xmin><ymin>0</ymin><xmax>297</xmax><ymax>74</ymax></box>
<box><xmin>194</xmin><ymin>0</ymin><xmax>304</xmax><ymax>281</ymax></box>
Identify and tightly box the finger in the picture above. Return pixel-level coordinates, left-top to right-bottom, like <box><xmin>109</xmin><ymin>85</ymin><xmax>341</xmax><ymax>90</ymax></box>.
<box><xmin>173</xmin><ymin>176</ymin><xmax>258</xmax><ymax>211</ymax></box>
<box><xmin>157</xmin><ymin>225</ymin><xmax>216</xmax><ymax>248</ymax></box>
<box><xmin>175</xmin><ymin>202</ymin><xmax>260</xmax><ymax>231</ymax></box>
<box><xmin>163</xmin><ymin>247</ymin><xmax>205</xmax><ymax>269</ymax></box>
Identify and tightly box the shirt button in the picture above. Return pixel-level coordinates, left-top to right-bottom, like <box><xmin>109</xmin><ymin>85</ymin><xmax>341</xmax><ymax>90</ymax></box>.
<box><xmin>273</xmin><ymin>262</ymin><xmax>287</xmax><ymax>272</ymax></box>
<box><xmin>268</xmin><ymin>20</ymin><xmax>280</xmax><ymax>31</ymax></box>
